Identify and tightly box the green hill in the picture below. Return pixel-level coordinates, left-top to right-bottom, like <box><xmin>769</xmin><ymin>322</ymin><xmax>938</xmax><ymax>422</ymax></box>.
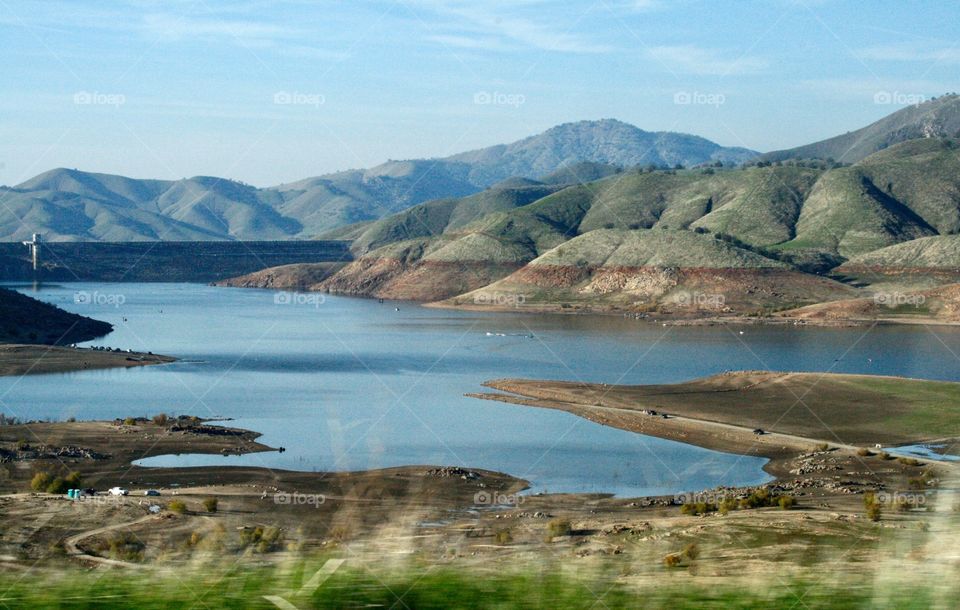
<box><xmin>445</xmin><ymin>229</ymin><xmax>852</xmax><ymax>314</ymax></box>
<box><xmin>763</xmin><ymin>94</ymin><xmax>960</xmax><ymax>163</ymax></box>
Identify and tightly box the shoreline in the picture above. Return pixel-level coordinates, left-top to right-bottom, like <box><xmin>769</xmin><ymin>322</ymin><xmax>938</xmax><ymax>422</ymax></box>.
<box><xmin>0</xmin><ymin>344</ymin><xmax>175</xmax><ymax>377</ymax></box>
<box><xmin>466</xmin><ymin>372</ymin><xmax>960</xmax><ymax>500</ymax></box>
<box><xmin>426</xmin><ymin>299</ymin><xmax>960</xmax><ymax>327</ymax></box>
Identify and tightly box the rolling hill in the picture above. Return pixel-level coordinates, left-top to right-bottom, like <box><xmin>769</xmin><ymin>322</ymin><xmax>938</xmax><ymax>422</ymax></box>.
<box><xmin>0</xmin><ymin>121</ymin><xmax>757</xmax><ymax>242</ymax></box>
<box><xmin>302</xmin><ymin>138</ymin><xmax>960</xmax><ymax>313</ymax></box>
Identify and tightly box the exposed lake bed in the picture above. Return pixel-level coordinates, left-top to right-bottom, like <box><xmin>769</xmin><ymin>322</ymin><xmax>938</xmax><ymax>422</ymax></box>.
<box><xmin>4</xmin><ymin>282</ymin><xmax>960</xmax><ymax>497</ymax></box>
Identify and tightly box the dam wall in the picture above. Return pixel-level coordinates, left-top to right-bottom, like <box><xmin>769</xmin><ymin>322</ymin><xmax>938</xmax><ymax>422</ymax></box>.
<box><xmin>0</xmin><ymin>240</ymin><xmax>352</xmax><ymax>282</ymax></box>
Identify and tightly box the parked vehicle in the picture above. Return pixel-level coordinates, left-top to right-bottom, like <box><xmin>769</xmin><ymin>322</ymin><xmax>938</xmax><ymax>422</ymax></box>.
<box><xmin>108</xmin><ymin>487</ymin><xmax>128</xmax><ymax>496</ymax></box>
<box><xmin>144</xmin><ymin>489</ymin><xmax>161</xmax><ymax>496</ymax></box>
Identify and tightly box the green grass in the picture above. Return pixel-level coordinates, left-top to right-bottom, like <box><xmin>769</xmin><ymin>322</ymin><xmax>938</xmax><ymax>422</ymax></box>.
<box><xmin>838</xmin><ymin>377</ymin><xmax>960</xmax><ymax>437</ymax></box>
<box><xmin>0</xmin><ymin>562</ymin><xmax>955</xmax><ymax>609</ymax></box>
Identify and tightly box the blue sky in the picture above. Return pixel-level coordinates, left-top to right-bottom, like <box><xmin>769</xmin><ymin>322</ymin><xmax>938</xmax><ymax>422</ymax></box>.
<box><xmin>1</xmin><ymin>0</ymin><xmax>958</xmax><ymax>186</ymax></box>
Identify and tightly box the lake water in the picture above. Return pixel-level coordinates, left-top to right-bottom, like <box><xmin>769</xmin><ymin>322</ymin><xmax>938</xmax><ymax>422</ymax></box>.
<box><xmin>4</xmin><ymin>282</ymin><xmax>960</xmax><ymax>497</ymax></box>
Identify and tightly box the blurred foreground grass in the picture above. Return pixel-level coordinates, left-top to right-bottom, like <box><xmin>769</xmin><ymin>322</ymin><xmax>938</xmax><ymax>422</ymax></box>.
<box><xmin>0</xmin><ymin>559</ymin><xmax>955</xmax><ymax>609</ymax></box>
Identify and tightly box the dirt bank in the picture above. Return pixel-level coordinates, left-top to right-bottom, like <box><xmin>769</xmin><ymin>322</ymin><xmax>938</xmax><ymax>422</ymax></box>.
<box><xmin>0</xmin><ymin>345</ymin><xmax>175</xmax><ymax>377</ymax></box>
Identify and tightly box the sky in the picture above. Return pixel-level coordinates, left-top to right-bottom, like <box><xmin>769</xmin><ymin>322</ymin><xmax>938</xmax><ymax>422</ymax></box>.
<box><xmin>1</xmin><ymin>0</ymin><xmax>958</xmax><ymax>186</ymax></box>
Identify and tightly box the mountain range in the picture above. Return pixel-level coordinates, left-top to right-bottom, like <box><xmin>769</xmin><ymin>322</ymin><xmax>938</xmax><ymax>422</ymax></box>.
<box><xmin>0</xmin><ymin>119</ymin><xmax>757</xmax><ymax>243</ymax></box>
<box><xmin>215</xmin><ymin>95</ymin><xmax>960</xmax><ymax>317</ymax></box>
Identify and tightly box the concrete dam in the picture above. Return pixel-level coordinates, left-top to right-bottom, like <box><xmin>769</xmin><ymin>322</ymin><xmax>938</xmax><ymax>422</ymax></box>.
<box><xmin>0</xmin><ymin>240</ymin><xmax>352</xmax><ymax>282</ymax></box>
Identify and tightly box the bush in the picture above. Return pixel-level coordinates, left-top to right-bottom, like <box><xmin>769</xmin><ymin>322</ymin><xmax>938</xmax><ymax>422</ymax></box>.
<box><xmin>29</xmin><ymin>471</ymin><xmax>80</xmax><ymax>494</ymax></box>
<box><xmin>152</xmin><ymin>413</ymin><xmax>169</xmax><ymax>426</ymax></box>
<box><xmin>864</xmin><ymin>492</ymin><xmax>882</xmax><ymax>522</ymax></box>
<box><xmin>239</xmin><ymin>526</ymin><xmax>283</xmax><ymax>553</ymax></box>
<box><xmin>682</xmin><ymin>543</ymin><xmax>699</xmax><ymax>560</ymax></box>
<box><xmin>494</xmin><ymin>529</ymin><xmax>513</xmax><ymax>545</ymax></box>
<box><xmin>897</xmin><ymin>457</ymin><xmax>923</xmax><ymax>467</ymax></box>
<box><xmin>681</xmin><ymin>502</ymin><xmax>716</xmax><ymax>516</ymax></box>
<box><xmin>123</xmin><ymin>417</ymin><xmax>136</xmax><ymax>426</ymax></box>
<box><xmin>547</xmin><ymin>519</ymin><xmax>572</xmax><ymax>538</ymax></box>
<box><xmin>30</xmin><ymin>472</ymin><xmax>52</xmax><ymax>492</ymax></box>
<box><xmin>880</xmin><ymin>452</ymin><xmax>895</xmax><ymax>460</ymax></box>
<box><xmin>663</xmin><ymin>553</ymin><xmax>682</xmax><ymax>568</ymax></box>
<box><xmin>718</xmin><ymin>498</ymin><xmax>737</xmax><ymax>515</ymax></box>
<box><xmin>46</xmin><ymin>478</ymin><xmax>69</xmax><ymax>494</ymax></box>
<box><xmin>167</xmin><ymin>500</ymin><xmax>187</xmax><ymax>514</ymax></box>
<box><xmin>107</xmin><ymin>532</ymin><xmax>145</xmax><ymax>562</ymax></box>
<box><xmin>814</xmin><ymin>443</ymin><xmax>830</xmax><ymax>452</ymax></box>
<box><xmin>778</xmin><ymin>496</ymin><xmax>796</xmax><ymax>510</ymax></box>
<box><xmin>856</xmin><ymin>448</ymin><xmax>874</xmax><ymax>457</ymax></box>
<box><xmin>202</xmin><ymin>497</ymin><xmax>218</xmax><ymax>513</ymax></box>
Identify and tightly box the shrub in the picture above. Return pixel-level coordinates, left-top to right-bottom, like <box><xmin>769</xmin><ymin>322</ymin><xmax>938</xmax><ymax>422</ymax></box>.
<box><xmin>494</xmin><ymin>529</ymin><xmax>513</xmax><ymax>545</ymax></box>
<box><xmin>123</xmin><ymin>417</ymin><xmax>136</xmax><ymax>426</ymax></box>
<box><xmin>663</xmin><ymin>553</ymin><xmax>682</xmax><ymax>568</ymax></box>
<box><xmin>897</xmin><ymin>457</ymin><xmax>923</xmax><ymax>467</ymax></box>
<box><xmin>778</xmin><ymin>496</ymin><xmax>796</xmax><ymax>510</ymax></box>
<box><xmin>814</xmin><ymin>443</ymin><xmax>830</xmax><ymax>452</ymax></box>
<box><xmin>30</xmin><ymin>472</ymin><xmax>53</xmax><ymax>492</ymax></box>
<box><xmin>856</xmin><ymin>448</ymin><xmax>873</xmax><ymax>457</ymax></box>
<box><xmin>547</xmin><ymin>518</ymin><xmax>572</xmax><ymax>538</ymax></box>
<box><xmin>15</xmin><ymin>439</ymin><xmax>28</xmax><ymax>451</ymax></box>
<box><xmin>239</xmin><ymin>526</ymin><xmax>283</xmax><ymax>553</ymax></box>
<box><xmin>152</xmin><ymin>413</ymin><xmax>169</xmax><ymax>426</ymax></box>
<box><xmin>682</xmin><ymin>543</ymin><xmax>699</xmax><ymax>560</ymax></box>
<box><xmin>864</xmin><ymin>492</ymin><xmax>882</xmax><ymax>522</ymax></box>
<box><xmin>880</xmin><ymin>452</ymin><xmax>895</xmax><ymax>460</ymax></box>
<box><xmin>167</xmin><ymin>500</ymin><xmax>187</xmax><ymax>514</ymax></box>
<box><xmin>107</xmin><ymin>532</ymin><xmax>145</xmax><ymax>562</ymax></box>
<box><xmin>718</xmin><ymin>498</ymin><xmax>737</xmax><ymax>515</ymax></box>
<box><xmin>681</xmin><ymin>502</ymin><xmax>716</xmax><ymax>516</ymax></box>
<box><xmin>46</xmin><ymin>478</ymin><xmax>69</xmax><ymax>494</ymax></box>
<box><xmin>202</xmin><ymin>497</ymin><xmax>218</xmax><ymax>513</ymax></box>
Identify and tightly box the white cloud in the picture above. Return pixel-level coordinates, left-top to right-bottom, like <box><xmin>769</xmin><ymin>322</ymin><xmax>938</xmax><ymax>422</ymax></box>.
<box><xmin>409</xmin><ymin>1</ymin><xmax>613</xmax><ymax>54</ymax></box>
<box><xmin>647</xmin><ymin>45</ymin><xmax>768</xmax><ymax>75</ymax></box>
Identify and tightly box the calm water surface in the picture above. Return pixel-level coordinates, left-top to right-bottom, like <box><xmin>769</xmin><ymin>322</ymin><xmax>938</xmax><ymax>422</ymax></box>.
<box><xmin>4</xmin><ymin>283</ymin><xmax>959</xmax><ymax>497</ymax></box>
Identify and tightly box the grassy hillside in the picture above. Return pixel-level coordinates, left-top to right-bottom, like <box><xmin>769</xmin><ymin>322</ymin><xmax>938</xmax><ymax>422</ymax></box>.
<box><xmin>763</xmin><ymin>93</ymin><xmax>960</xmax><ymax>163</ymax></box>
<box><xmin>445</xmin><ymin>229</ymin><xmax>853</xmax><ymax>313</ymax></box>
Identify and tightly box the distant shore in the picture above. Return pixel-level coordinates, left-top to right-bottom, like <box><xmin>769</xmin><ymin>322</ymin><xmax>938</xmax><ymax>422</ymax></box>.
<box><xmin>0</xmin><ymin>344</ymin><xmax>175</xmax><ymax>377</ymax></box>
